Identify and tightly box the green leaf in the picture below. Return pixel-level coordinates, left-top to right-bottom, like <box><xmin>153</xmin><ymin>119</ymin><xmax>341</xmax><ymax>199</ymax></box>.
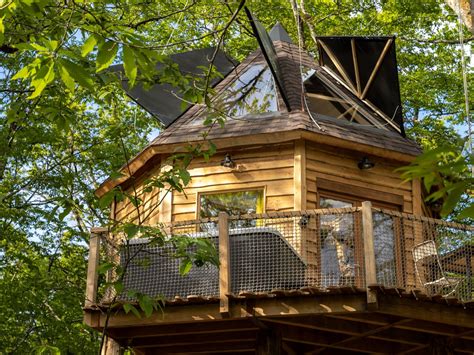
<box><xmin>123</xmin><ymin>303</ymin><xmax>141</xmax><ymax>318</ymax></box>
<box><xmin>97</xmin><ymin>262</ymin><xmax>115</xmax><ymax>274</ymax></box>
<box><xmin>58</xmin><ymin>62</ymin><xmax>75</xmax><ymax>93</ymax></box>
<box><xmin>124</xmin><ymin>224</ymin><xmax>139</xmax><ymax>238</ymax></box>
<box><xmin>58</xmin><ymin>206</ymin><xmax>71</xmax><ymax>221</ymax></box>
<box><xmin>138</xmin><ymin>295</ymin><xmax>153</xmax><ymax>317</ymax></box>
<box><xmin>81</xmin><ymin>34</ymin><xmax>98</xmax><ymax>57</ymax></box>
<box><xmin>12</xmin><ymin>66</ymin><xmax>31</xmax><ymax>80</ymax></box>
<box><xmin>28</xmin><ymin>62</ymin><xmax>55</xmax><ymax>99</ymax></box>
<box><xmin>99</xmin><ymin>189</ymin><xmax>116</xmax><ymax>209</ymax></box>
<box><xmin>179</xmin><ymin>259</ymin><xmax>192</xmax><ymax>275</ymax></box>
<box><xmin>122</xmin><ymin>45</ymin><xmax>137</xmax><ymax>87</ymax></box>
<box><xmin>96</xmin><ymin>41</ymin><xmax>118</xmax><ymax>72</ymax></box>
<box><xmin>458</xmin><ymin>205</ymin><xmax>474</xmax><ymax>219</ymax></box>
<box><xmin>59</xmin><ymin>59</ymin><xmax>94</xmax><ymax>91</ymax></box>
<box><xmin>113</xmin><ymin>281</ymin><xmax>124</xmax><ymax>294</ymax></box>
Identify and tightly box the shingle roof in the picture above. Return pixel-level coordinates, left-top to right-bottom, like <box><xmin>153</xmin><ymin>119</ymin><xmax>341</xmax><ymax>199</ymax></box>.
<box><xmin>149</xmin><ymin>40</ymin><xmax>420</xmax><ymax>156</ymax></box>
<box><xmin>96</xmin><ymin>36</ymin><xmax>421</xmax><ymax>196</ymax></box>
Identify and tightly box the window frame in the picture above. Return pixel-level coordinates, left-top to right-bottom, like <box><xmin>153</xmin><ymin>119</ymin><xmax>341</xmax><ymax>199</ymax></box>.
<box><xmin>196</xmin><ymin>186</ymin><xmax>267</xmax><ymax>221</ymax></box>
<box><xmin>316</xmin><ymin>184</ymin><xmax>404</xmax><ymax>288</ymax></box>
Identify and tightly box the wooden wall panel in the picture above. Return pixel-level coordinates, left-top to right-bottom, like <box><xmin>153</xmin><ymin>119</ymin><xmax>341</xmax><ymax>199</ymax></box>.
<box><xmin>305</xmin><ymin>143</ymin><xmax>412</xmax><ymax>212</ymax></box>
<box><xmin>171</xmin><ymin>143</ymin><xmax>295</xmax><ymax>222</ymax></box>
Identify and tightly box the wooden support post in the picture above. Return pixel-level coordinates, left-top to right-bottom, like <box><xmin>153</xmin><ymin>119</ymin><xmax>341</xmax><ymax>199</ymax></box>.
<box><xmin>218</xmin><ymin>212</ymin><xmax>231</xmax><ymax>317</ymax></box>
<box><xmin>101</xmin><ymin>336</ymin><xmax>122</xmax><ymax>355</ymax></box>
<box><xmin>361</xmin><ymin>201</ymin><xmax>377</xmax><ymax>306</ymax></box>
<box><xmin>294</xmin><ymin>139</ymin><xmax>307</xmax><ymax>212</ymax></box>
<box><xmin>85</xmin><ymin>229</ymin><xmax>102</xmax><ymax>307</ymax></box>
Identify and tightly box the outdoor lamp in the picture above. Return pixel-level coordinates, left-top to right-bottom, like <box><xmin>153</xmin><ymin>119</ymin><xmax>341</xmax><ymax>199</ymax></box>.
<box><xmin>358</xmin><ymin>156</ymin><xmax>375</xmax><ymax>170</ymax></box>
<box><xmin>221</xmin><ymin>153</ymin><xmax>235</xmax><ymax>168</ymax></box>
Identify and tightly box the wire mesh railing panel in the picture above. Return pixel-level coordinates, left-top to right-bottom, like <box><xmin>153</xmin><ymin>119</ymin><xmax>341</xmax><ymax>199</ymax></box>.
<box><xmin>306</xmin><ymin>211</ymin><xmax>364</xmax><ymax>289</ymax></box>
<box><xmin>229</xmin><ymin>209</ymin><xmax>363</xmax><ymax>293</ymax></box>
<box><xmin>420</xmin><ymin>222</ymin><xmax>474</xmax><ymax>301</ymax></box>
<box><xmin>372</xmin><ymin>212</ymin><xmax>405</xmax><ymax>288</ymax></box>
<box><xmin>375</xmin><ymin>208</ymin><xmax>474</xmax><ymax>302</ymax></box>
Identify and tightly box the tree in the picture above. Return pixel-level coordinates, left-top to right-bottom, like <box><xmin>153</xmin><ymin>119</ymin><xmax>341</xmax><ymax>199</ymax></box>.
<box><xmin>0</xmin><ymin>0</ymin><xmax>471</xmax><ymax>352</ymax></box>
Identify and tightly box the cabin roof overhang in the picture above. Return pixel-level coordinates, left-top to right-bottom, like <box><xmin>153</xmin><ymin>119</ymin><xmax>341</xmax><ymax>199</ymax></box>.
<box><xmin>95</xmin><ymin>110</ymin><xmax>420</xmax><ymax>197</ymax></box>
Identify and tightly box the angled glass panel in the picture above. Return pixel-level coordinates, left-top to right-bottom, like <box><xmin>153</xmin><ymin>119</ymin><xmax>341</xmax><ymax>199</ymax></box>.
<box><xmin>218</xmin><ymin>64</ymin><xmax>278</xmax><ymax>117</ymax></box>
<box><xmin>304</xmin><ymin>73</ymin><xmax>370</xmax><ymax>125</ymax></box>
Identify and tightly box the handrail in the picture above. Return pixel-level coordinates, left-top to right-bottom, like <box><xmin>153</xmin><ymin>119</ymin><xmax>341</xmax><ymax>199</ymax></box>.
<box><xmin>85</xmin><ymin>205</ymin><xmax>473</xmax><ymax>308</ymax></box>
<box><xmin>372</xmin><ymin>207</ymin><xmax>474</xmax><ymax>231</ymax></box>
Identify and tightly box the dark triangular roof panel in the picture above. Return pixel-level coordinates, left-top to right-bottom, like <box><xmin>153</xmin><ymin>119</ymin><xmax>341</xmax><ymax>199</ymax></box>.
<box><xmin>111</xmin><ymin>47</ymin><xmax>237</xmax><ymax>127</ymax></box>
<box><xmin>269</xmin><ymin>22</ymin><xmax>293</xmax><ymax>43</ymax></box>
<box><xmin>245</xmin><ymin>8</ymin><xmax>291</xmax><ymax>111</ymax></box>
<box><xmin>316</xmin><ymin>36</ymin><xmax>405</xmax><ymax>136</ymax></box>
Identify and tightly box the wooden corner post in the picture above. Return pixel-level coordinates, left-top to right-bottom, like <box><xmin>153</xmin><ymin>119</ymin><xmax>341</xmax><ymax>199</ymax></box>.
<box><xmin>218</xmin><ymin>212</ymin><xmax>231</xmax><ymax>317</ymax></box>
<box><xmin>361</xmin><ymin>201</ymin><xmax>377</xmax><ymax>307</ymax></box>
<box><xmin>85</xmin><ymin>228</ymin><xmax>103</xmax><ymax>307</ymax></box>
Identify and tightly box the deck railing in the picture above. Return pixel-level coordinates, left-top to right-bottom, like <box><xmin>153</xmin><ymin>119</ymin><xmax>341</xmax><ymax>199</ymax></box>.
<box><xmin>85</xmin><ymin>203</ymin><xmax>474</xmax><ymax>309</ymax></box>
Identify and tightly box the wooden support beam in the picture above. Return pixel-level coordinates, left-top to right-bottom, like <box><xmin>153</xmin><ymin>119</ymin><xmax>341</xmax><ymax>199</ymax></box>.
<box><xmin>85</xmin><ymin>230</ymin><xmax>101</xmax><ymax>307</ymax></box>
<box><xmin>360</xmin><ymin>39</ymin><xmax>393</xmax><ymax>100</ymax></box>
<box><xmin>109</xmin><ymin>319</ymin><xmax>258</xmax><ymax>339</ymax></box>
<box><xmin>135</xmin><ymin>339</ymin><xmax>256</xmax><ymax>353</ymax></box>
<box><xmin>129</xmin><ymin>329</ymin><xmax>257</xmax><ymax>348</ymax></box>
<box><xmin>361</xmin><ymin>201</ymin><xmax>377</xmax><ymax>306</ymax></box>
<box><xmin>351</xmin><ymin>38</ymin><xmax>361</xmax><ymax>95</ymax></box>
<box><xmin>317</xmin><ymin>40</ymin><xmax>358</xmax><ymax>93</ymax></box>
<box><xmin>219</xmin><ymin>212</ymin><xmax>231</xmax><ymax>317</ymax></box>
<box><xmin>101</xmin><ymin>336</ymin><xmax>122</xmax><ymax>355</ymax></box>
<box><xmin>294</xmin><ymin>139</ymin><xmax>307</xmax><ymax>212</ymax></box>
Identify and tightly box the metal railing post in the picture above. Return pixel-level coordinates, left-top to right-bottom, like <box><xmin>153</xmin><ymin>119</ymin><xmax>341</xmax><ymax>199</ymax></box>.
<box><xmin>218</xmin><ymin>212</ymin><xmax>231</xmax><ymax>317</ymax></box>
<box><xmin>361</xmin><ymin>201</ymin><xmax>377</xmax><ymax>306</ymax></box>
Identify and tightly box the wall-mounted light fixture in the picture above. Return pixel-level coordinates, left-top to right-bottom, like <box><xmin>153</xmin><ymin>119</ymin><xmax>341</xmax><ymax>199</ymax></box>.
<box><xmin>358</xmin><ymin>156</ymin><xmax>375</xmax><ymax>170</ymax></box>
<box><xmin>220</xmin><ymin>153</ymin><xmax>235</xmax><ymax>169</ymax></box>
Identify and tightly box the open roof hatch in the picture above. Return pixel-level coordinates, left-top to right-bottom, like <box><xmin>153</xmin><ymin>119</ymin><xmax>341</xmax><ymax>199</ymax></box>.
<box><xmin>315</xmin><ymin>36</ymin><xmax>405</xmax><ymax>136</ymax></box>
<box><xmin>110</xmin><ymin>47</ymin><xmax>237</xmax><ymax>128</ymax></box>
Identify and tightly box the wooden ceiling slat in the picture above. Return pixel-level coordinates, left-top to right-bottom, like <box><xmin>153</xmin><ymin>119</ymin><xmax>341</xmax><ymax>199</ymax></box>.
<box><xmin>108</xmin><ymin>318</ymin><xmax>257</xmax><ymax>339</ymax></box>
<box><xmin>135</xmin><ymin>339</ymin><xmax>256</xmax><ymax>352</ymax></box>
<box><xmin>129</xmin><ymin>329</ymin><xmax>257</xmax><ymax>347</ymax></box>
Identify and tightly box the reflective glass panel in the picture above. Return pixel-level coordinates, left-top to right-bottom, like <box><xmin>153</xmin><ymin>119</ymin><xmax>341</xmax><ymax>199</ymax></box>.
<box><xmin>199</xmin><ymin>190</ymin><xmax>264</xmax><ymax>231</ymax></box>
<box><xmin>304</xmin><ymin>74</ymin><xmax>370</xmax><ymax>125</ymax></box>
<box><xmin>219</xmin><ymin>64</ymin><xmax>278</xmax><ymax>117</ymax></box>
<box><xmin>319</xmin><ymin>197</ymin><xmax>355</xmax><ymax>287</ymax></box>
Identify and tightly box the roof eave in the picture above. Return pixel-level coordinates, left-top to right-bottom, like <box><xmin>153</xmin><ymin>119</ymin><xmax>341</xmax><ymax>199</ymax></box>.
<box><xmin>95</xmin><ymin>127</ymin><xmax>420</xmax><ymax>198</ymax></box>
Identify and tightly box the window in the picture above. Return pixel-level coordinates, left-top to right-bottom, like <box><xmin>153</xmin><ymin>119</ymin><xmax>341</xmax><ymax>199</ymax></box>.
<box><xmin>319</xmin><ymin>197</ymin><xmax>357</xmax><ymax>287</ymax></box>
<box><xmin>218</xmin><ymin>64</ymin><xmax>278</xmax><ymax>117</ymax></box>
<box><xmin>199</xmin><ymin>189</ymin><xmax>264</xmax><ymax>230</ymax></box>
<box><xmin>318</xmin><ymin>188</ymin><xmax>402</xmax><ymax>287</ymax></box>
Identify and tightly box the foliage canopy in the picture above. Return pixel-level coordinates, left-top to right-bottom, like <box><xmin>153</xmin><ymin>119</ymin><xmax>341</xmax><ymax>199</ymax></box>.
<box><xmin>0</xmin><ymin>0</ymin><xmax>472</xmax><ymax>352</ymax></box>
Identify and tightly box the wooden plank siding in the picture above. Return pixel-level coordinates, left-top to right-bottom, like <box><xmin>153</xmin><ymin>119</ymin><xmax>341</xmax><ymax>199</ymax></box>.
<box><xmin>172</xmin><ymin>143</ymin><xmax>295</xmax><ymax>222</ymax></box>
<box><xmin>305</xmin><ymin>141</ymin><xmax>417</xmax><ymax>288</ymax></box>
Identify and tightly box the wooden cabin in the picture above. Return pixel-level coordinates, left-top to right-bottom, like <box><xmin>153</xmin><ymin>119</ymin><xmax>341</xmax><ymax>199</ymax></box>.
<box><xmin>84</xmin><ymin>24</ymin><xmax>474</xmax><ymax>354</ymax></box>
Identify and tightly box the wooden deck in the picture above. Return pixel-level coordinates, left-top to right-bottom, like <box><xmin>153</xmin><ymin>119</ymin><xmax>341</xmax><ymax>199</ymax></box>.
<box><xmin>84</xmin><ymin>207</ymin><xmax>474</xmax><ymax>354</ymax></box>
<box><xmin>84</xmin><ymin>287</ymin><xmax>474</xmax><ymax>354</ymax></box>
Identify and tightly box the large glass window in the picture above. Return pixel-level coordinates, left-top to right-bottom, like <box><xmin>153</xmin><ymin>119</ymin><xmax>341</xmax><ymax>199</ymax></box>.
<box><xmin>218</xmin><ymin>64</ymin><xmax>278</xmax><ymax>117</ymax></box>
<box><xmin>318</xmin><ymin>192</ymin><xmax>399</xmax><ymax>287</ymax></box>
<box><xmin>199</xmin><ymin>190</ymin><xmax>264</xmax><ymax>230</ymax></box>
<box><xmin>304</xmin><ymin>73</ymin><xmax>372</xmax><ymax>125</ymax></box>
<box><xmin>319</xmin><ymin>197</ymin><xmax>356</xmax><ymax>286</ymax></box>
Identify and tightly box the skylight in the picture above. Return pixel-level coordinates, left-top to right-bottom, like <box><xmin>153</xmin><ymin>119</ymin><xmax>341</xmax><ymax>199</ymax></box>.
<box><xmin>218</xmin><ymin>64</ymin><xmax>279</xmax><ymax>118</ymax></box>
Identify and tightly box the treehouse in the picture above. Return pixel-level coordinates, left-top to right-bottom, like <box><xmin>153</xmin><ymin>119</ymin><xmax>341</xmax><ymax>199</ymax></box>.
<box><xmin>84</xmin><ymin>22</ymin><xmax>474</xmax><ymax>354</ymax></box>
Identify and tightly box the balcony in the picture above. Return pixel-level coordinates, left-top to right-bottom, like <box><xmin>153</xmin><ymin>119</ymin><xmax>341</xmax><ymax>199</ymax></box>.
<box><xmin>84</xmin><ymin>202</ymin><xmax>474</xmax><ymax>354</ymax></box>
